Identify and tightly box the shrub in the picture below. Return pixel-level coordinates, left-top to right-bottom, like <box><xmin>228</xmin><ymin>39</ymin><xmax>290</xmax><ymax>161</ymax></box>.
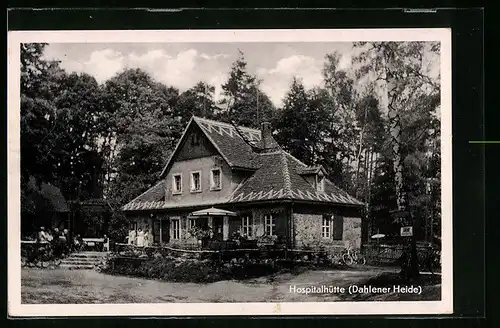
<box><xmin>100</xmin><ymin>254</ymin><xmax>287</xmax><ymax>283</ymax></box>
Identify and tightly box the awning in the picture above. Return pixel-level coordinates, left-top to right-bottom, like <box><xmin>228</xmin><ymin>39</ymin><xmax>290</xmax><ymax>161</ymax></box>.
<box><xmin>190</xmin><ymin>207</ymin><xmax>237</xmax><ymax>217</ymax></box>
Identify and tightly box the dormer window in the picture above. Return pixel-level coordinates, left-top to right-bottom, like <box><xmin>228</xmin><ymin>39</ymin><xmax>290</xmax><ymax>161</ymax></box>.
<box><xmin>172</xmin><ymin>174</ymin><xmax>182</xmax><ymax>194</ymax></box>
<box><xmin>210</xmin><ymin>168</ymin><xmax>222</xmax><ymax>190</ymax></box>
<box><xmin>316</xmin><ymin>173</ymin><xmax>325</xmax><ymax>192</ymax></box>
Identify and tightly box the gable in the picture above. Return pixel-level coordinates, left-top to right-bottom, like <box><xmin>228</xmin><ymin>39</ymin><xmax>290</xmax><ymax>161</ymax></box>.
<box><xmin>175</xmin><ymin>123</ymin><xmax>218</xmax><ymax>161</ymax></box>
<box><xmin>194</xmin><ymin>117</ymin><xmax>262</xmax><ymax>169</ymax></box>
<box><xmin>160</xmin><ymin>117</ymin><xmax>262</xmax><ymax>179</ymax></box>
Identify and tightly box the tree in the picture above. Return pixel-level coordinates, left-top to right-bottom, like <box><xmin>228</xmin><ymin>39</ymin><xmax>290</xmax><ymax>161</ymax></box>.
<box><xmin>50</xmin><ymin>72</ymin><xmax>107</xmax><ymax>200</ymax></box>
<box><xmin>218</xmin><ymin>50</ymin><xmax>275</xmax><ymax>128</ymax></box>
<box><xmin>174</xmin><ymin>81</ymin><xmax>218</xmax><ymax>126</ymax></box>
<box><xmin>103</xmin><ymin>68</ymin><xmax>180</xmax><ymax>206</ymax></box>
<box><xmin>274</xmin><ymin>78</ymin><xmax>314</xmax><ymax>163</ymax></box>
<box><xmin>20</xmin><ymin>43</ymin><xmax>63</xmax><ymax>187</ymax></box>
<box><xmin>354</xmin><ymin>41</ymin><xmax>440</xmax><ymax>278</ymax></box>
<box><xmin>320</xmin><ymin>53</ymin><xmax>360</xmax><ymax>191</ymax></box>
<box><xmin>100</xmin><ymin>69</ymin><xmax>181</xmax><ymax>241</ymax></box>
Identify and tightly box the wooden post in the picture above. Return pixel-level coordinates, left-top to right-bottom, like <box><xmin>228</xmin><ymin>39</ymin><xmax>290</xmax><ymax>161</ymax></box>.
<box><xmin>159</xmin><ymin>218</ymin><xmax>163</xmax><ymax>245</ymax></box>
<box><xmin>223</xmin><ymin>216</ymin><xmax>229</xmax><ymax>240</ymax></box>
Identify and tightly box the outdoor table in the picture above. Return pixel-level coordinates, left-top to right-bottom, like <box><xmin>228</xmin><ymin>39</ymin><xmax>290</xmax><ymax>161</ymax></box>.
<box><xmin>82</xmin><ymin>238</ymin><xmax>105</xmax><ymax>251</ymax></box>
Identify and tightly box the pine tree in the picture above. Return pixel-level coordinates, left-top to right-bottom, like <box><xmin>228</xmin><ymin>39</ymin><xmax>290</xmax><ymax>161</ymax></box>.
<box><xmin>175</xmin><ymin>81</ymin><xmax>218</xmax><ymax>125</ymax></box>
<box><xmin>219</xmin><ymin>50</ymin><xmax>275</xmax><ymax>128</ymax></box>
<box><xmin>274</xmin><ymin>78</ymin><xmax>313</xmax><ymax>163</ymax></box>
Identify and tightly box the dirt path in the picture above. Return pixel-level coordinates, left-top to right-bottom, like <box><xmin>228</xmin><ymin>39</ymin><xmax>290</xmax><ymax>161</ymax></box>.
<box><xmin>22</xmin><ymin>266</ymin><xmax>411</xmax><ymax>304</ymax></box>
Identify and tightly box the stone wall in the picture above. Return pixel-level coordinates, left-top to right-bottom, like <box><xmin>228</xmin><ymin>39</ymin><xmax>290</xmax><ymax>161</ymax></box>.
<box><xmin>292</xmin><ymin>211</ymin><xmax>362</xmax><ymax>254</ymax></box>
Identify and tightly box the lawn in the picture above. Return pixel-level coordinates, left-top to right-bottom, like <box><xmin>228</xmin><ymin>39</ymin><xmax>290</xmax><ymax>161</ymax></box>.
<box><xmin>21</xmin><ymin>266</ymin><xmax>440</xmax><ymax>304</ymax></box>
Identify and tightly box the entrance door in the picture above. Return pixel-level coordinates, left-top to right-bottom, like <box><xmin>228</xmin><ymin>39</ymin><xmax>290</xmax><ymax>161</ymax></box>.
<box><xmin>161</xmin><ymin>219</ymin><xmax>170</xmax><ymax>244</ymax></box>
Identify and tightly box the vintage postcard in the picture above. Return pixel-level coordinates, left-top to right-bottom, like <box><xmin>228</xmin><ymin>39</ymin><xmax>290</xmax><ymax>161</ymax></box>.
<box><xmin>8</xmin><ymin>28</ymin><xmax>452</xmax><ymax>316</ymax></box>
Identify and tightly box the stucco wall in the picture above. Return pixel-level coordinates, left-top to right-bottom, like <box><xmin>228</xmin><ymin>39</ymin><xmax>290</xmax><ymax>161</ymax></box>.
<box><xmin>165</xmin><ymin>156</ymin><xmax>233</xmax><ymax>206</ymax></box>
<box><xmin>126</xmin><ymin>205</ymin><xmax>289</xmax><ymax>247</ymax></box>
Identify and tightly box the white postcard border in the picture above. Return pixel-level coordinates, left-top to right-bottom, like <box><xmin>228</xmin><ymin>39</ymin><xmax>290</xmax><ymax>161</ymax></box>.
<box><xmin>7</xmin><ymin>28</ymin><xmax>453</xmax><ymax>317</ymax></box>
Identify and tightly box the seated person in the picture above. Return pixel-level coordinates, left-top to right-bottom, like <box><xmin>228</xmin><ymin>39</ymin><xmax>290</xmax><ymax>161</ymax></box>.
<box><xmin>37</xmin><ymin>226</ymin><xmax>50</xmax><ymax>243</ymax></box>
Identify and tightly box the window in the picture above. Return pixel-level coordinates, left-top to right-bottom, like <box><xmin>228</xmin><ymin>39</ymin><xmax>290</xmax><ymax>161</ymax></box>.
<box><xmin>264</xmin><ymin>214</ymin><xmax>276</xmax><ymax>236</ymax></box>
<box><xmin>191</xmin><ymin>133</ymin><xmax>201</xmax><ymax>146</ymax></box>
<box><xmin>241</xmin><ymin>214</ymin><xmax>253</xmax><ymax>237</ymax></box>
<box><xmin>129</xmin><ymin>222</ymin><xmax>138</xmax><ymax>231</ymax></box>
<box><xmin>172</xmin><ymin>174</ymin><xmax>182</xmax><ymax>194</ymax></box>
<box><xmin>332</xmin><ymin>216</ymin><xmax>344</xmax><ymax>240</ymax></box>
<box><xmin>190</xmin><ymin>171</ymin><xmax>201</xmax><ymax>192</ymax></box>
<box><xmin>188</xmin><ymin>218</ymin><xmax>196</xmax><ymax>230</ymax></box>
<box><xmin>316</xmin><ymin>174</ymin><xmax>325</xmax><ymax>192</ymax></box>
<box><xmin>322</xmin><ymin>215</ymin><xmax>332</xmax><ymax>238</ymax></box>
<box><xmin>172</xmin><ymin>219</ymin><xmax>181</xmax><ymax>240</ymax></box>
<box><xmin>210</xmin><ymin>168</ymin><xmax>222</xmax><ymax>190</ymax></box>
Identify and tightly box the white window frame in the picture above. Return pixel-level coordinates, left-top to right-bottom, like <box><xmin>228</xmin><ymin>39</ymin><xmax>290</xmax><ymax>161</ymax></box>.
<box><xmin>316</xmin><ymin>174</ymin><xmax>325</xmax><ymax>192</ymax></box>
<box><xmin>171</xmin><ymin>219</ymin><xmax>181</xmax><ymax>240</ymax></box>
<box><xmin>322</xmin><ymin>215</ymin><xmax>332</xmax><ymax>238</ymax></box>
<box><xmin>241</xmin><ymin>214</ymin><xmax>254</xmax><ymax>238</ymax></box>
<box><xmin>172</xmin><ymin>173</ymin><xmax>182</xmax><ymax>194</ymax></box>
<box><xmin>190</xmin><ymin>170</ymin><xmax>202</xmax><ymax>192</ymax></box>
<box><xmin>210</xmin><ymin>168</ymin><xmax>222</xmax><ymax>191</ymax></box>
<box><xmin>264</xmin><ymin>214</ymin><xmax>276</xmax><ymax>236</ymax></box>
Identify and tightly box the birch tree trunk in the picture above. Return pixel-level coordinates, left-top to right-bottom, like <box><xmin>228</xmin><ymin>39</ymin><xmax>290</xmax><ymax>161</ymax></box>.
<box><xmin>386</xmin><ymin>52</ymin><xmax>419</xmax><ymax>279</ymax></box>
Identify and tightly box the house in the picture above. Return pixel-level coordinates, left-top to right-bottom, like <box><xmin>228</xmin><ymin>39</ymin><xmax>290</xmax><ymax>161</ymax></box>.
<box><xmin>122</xmin><ymin>116</ymin><xmax>365</xmax><ymax>253</ymax></box>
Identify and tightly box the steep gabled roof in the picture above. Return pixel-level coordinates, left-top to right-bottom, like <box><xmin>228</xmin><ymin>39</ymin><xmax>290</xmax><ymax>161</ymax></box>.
<box><xmin>193</xmin><ymin>117</ymin><xmax>262</xmax><ymax>169</ymax></box>
<box><xmin>159</xmin><ymin>116</ymin><xmax>262</xmax><ymax>179</ymax></box>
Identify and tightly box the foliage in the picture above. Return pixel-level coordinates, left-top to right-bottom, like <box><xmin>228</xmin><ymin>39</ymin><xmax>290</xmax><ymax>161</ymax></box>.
<box><xmin>174</xmin><ymin>81</ymin><xmax>218</xmax><ymax>125</ymax></box>
<box><xmin>187</xmin><ymin>226</ymin><xmax>212</xmax><ymax>240</ymax></box>
<box><xmin>102</xmin><ymin>68</ymin><xmax>181</xmax><ymax>206</ymax></box>
<box><xmin>218</xmin><ymin>50</ymin><xmax>276</xmax><ymax>127</ymax></box>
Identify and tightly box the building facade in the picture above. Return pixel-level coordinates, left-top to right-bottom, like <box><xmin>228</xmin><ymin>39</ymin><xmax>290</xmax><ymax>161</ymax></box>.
<box><xmin>122</xmin><ymin>116</ymin><xmax>365</xmax><ymax>253</ymax></box>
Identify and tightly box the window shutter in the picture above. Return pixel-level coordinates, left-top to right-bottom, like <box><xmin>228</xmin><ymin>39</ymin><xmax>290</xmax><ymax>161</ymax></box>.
<box><xmin>333</xmin><ymin>216</ymin><xmax>344</xmax><ymax>240</ymax></box>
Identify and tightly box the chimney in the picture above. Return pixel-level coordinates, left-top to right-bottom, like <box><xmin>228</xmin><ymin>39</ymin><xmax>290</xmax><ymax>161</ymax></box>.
<box><xmin>261</xmin><ymin>122</ymin><xmax>272</xmax><ymax>140</ymax></box>
<box><xmin>260</xmin><ymin>121</ymin><xmax>280</xmax><ymax>151</ymax></box>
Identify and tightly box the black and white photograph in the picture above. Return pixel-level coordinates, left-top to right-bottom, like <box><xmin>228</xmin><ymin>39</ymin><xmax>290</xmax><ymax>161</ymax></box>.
<box><xmin>8</xmin><ymin>29</ymin><xmax>452</xmax><ymax>316</ymax></box>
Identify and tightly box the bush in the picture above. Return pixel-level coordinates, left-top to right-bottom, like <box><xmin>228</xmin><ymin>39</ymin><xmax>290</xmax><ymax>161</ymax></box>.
<box><xmin>100</xmin><ymin>254</ymin><xmax>286</xmax><ymax>283</ymax></box>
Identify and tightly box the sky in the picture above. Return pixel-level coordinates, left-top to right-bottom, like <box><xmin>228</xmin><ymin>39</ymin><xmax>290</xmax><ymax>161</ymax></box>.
<box><xmin>43</xmin><ymin>42</ymin><xmax>356</xmax><ymax>107</ymax></box>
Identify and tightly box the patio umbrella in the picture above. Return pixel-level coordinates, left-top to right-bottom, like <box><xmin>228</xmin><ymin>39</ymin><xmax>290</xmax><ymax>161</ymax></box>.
<box><xmin>190</xmin><ymin>207</ymin><xmax>237</xmax><ymax>217</ymax></box>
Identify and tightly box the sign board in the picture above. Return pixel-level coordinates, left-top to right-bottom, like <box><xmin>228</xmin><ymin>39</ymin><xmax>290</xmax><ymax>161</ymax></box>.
<box><xmin>400</xmin><ymin>226</ymin><xmax>413</xmax><ymax>237</ymax></box>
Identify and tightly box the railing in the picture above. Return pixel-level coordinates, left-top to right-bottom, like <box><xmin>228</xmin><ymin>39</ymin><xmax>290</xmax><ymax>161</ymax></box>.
<box><xmin>111</xmin><ymin>242</ymin><xmax>332</xmax><ymax>266</ymax></box>
<box><xmin>363</xmin><ymin>242</ymin><xmax>440</xmax><ymax>268</ymax></box>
